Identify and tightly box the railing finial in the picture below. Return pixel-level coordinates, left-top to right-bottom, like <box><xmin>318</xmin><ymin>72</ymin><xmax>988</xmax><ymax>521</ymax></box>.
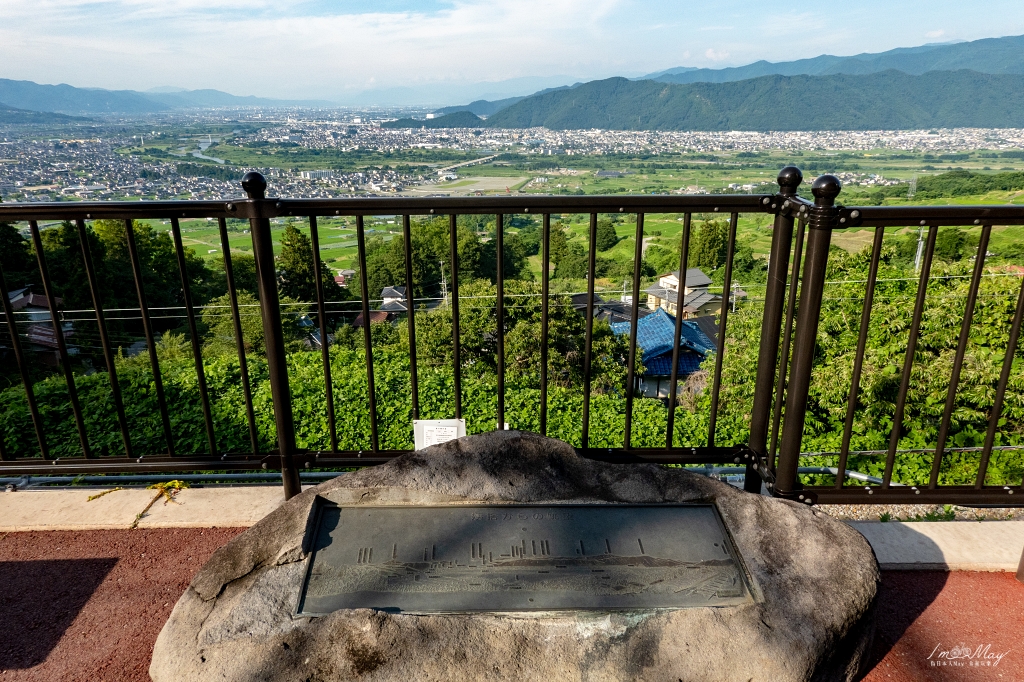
<box><xmin>811</xmin><ymin>174</ymin><xmax>841</xmax><ymax>206</ymax></box>
<box><xmin>777</xmin><ymin>166</ymin><xmax>803</xmax><ymax>196</ymax></box>
<box><xmin>241</xmin><ymin>171</ymin><xmax>267</xmax><ymax>200</ymax></box>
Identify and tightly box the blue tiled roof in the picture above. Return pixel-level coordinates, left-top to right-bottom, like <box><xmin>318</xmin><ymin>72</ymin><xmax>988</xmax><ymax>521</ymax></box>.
<box><xmin>610</xmin><ymin>308</ymin><xmax>715</xmax><ymax>375</ymax></box>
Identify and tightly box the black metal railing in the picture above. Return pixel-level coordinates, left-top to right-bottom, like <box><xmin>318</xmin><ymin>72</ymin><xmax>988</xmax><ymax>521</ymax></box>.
<box><xmin>0</xmin><ymin>167</ymin><xmax>1022</xmax><ymax>508</ymax></box>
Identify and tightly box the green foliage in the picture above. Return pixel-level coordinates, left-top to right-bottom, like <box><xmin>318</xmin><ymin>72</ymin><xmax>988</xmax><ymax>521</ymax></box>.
<box><xmin>689</xmin><ymin>219</ymin><xmax>728</xmax><ymax>271</ymax></box>
<box><xmin>595</xmin><ymin>219</ymin><xmax>619</xmax><ymax>252</ymax></box>
<box><xmin>278</xmin><ymin>224</ymin><xmax>348</xmax><ymax>304</ymax></box>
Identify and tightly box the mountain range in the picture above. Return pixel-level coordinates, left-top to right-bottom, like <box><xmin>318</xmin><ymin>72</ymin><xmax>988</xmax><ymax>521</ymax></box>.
<box><xmin>437</xmin><ymin>33</ymin><xmax>1024</xmax><ymax>120</ymax></box>
<box><xmin>0</xmin><ymin>79</ymin><xmax>331</xmax><ymax>115</ymax></box>
<box><xmin>4</xmin><ymin>33</ymin><xmax>1024</xmax><ymax>130</ymax></box>
<box><xmin>482</xmin><ymin>70</ymin><xmax>1024</xmax><ymax>131</ymax></box>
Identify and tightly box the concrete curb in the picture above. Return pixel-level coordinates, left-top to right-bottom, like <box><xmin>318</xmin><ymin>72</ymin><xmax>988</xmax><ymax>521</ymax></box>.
<box><xmin>2</xmin><ymin>488</ymin><xmax>1022</xmax><ymax>571</ymax></box>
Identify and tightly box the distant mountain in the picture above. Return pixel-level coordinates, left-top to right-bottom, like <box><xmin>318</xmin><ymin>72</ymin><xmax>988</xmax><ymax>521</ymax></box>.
<box><xmin>435</xmin><ymin>97</ymin><xmax>526</xmax><ymax>117</ymax></box>
<box><xmin>142</xmin><ymin>89</ymin><xmax>332</xmax><ymax>108</ymax></box>
<box><xmin>381</xmin><ymin>111</ymin><xmax>485</xmax><ymax>129</ymax></box>
<box><xmin>435</xmin><ymin>85</ymin><xmax>576</xmax><ymax>118</ymax></box>
<box><xmin>0</xmin><ymin>102</ymin><xmax>91</xmax><ymax>123</ymax></box>
<box><xmin>645</xmin><ymin>34</ymin><xmax>1024</xmax><ymax>84</ymax></box>
<box><xmin>484</xmin><ymin>71</ymin><xmax>1024</xmax><ymax>131</ymax></box>
<box><xmin>0</xmin><ymin>79</ymin><xmax>167</xmax><ymax>114</ymax></box>
<box><xmin>0</xmin><ymin>79</ymin><xmax>333</xmax><ymax>114</ymax></box>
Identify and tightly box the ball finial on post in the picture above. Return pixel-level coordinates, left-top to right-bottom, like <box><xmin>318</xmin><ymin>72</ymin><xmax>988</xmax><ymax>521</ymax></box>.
<box><xmin>811</xmin><ymin>174</ymin><xmax>842</xmax><ymax>206</ymax></box>
<box><xmin>241</xmin><ymin>171</ymin><xmax>268</xmax><ymax>200</ymax></box>
<box><xmin>776</xmin><ymin>166</ymin><xmax>803</xmax><ymax>195</ymax></box>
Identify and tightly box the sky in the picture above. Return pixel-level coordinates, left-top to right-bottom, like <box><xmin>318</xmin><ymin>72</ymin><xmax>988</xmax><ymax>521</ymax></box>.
<box><xmin>2</xmin><ymin>0</ymin><xmax>1023</xmax><ymax>104</ymax></box>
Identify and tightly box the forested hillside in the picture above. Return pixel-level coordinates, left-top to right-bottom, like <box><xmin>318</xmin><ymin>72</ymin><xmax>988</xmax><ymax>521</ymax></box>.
<box><xmin>485</xmin><ymin>71</ymin><xmax>1024</xmax><ymax>131</ymax></box>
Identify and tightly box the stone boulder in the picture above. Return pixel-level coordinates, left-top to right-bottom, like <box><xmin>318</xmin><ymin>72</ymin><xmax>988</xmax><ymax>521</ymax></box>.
<box><xmin>151</xmin><ymin>431</ymin><xmax>879</xmax><ymax>682</ymax></box>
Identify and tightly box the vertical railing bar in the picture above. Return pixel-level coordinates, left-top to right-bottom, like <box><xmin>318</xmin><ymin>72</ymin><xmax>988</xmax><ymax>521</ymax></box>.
<box><xmin>977</xmin><ymin>272</ymin><xmax>1024</xmax><ymax>489</ymax></box>
<box><xmin>496</xmin><ymin>213</ymin><xmax>505</xmax><ymax>430</ymax></box>
<box><xmin>170</xmin><ymin>218</ymin><xmax>217</xmax><ymax>458</ymax></box>
<box><xmin>707</xmin><ymin>212</ymin><xmax>738</xmax><ymax>447</ymax></box>
<box><xmin>666</xmin><ymin>213</ymin><xmax>692</xmax><ymax>448</ymax></box>
<box><xmin>835</xmin><ymin>225</ymin><xmax>885</xmax><ymax>488</ymax></box>
<box><xmin>123</xmin><ymin>218</ymin><xmax>175</xmax><ymax>457</ymax></box>
<box><xmin>401</xmin><ymin>214</ymin><xmax>420</xmax><ymax>420</ymax></box>
<box><xmin>0</xmin><ymin>260</ymin><xmax>48</xmax><ymax>459</ymax></box>
<box><xmin>355</xmin><ymin>215</ymin><xmax>380</xmax><ymax>452</ymax></box>
<box><xmin>448</xmin><ymin>214</ymin><xmax>462</xmax><ymax>420</ymax></box>
<box><xmin>581</xmin><ymin>213</ymin><xmax>598</xmax><ymax>447</ymax></box>
<box><xmin>29</xmin><ymin>221</ymin><xmax>90</xmax><ymax>458</ymax></box>
<box><xmin>216</xmin><ymin>217</ymin><xmax>260</xmax><ymax>457</ymax></box>
<box><xmin>929</xmin><ymin>224</ymin><xmax>991</xmax><ymax>489</ymax></box>
<box><xmin>76</xmin><ymin>219</ymin><xmax>133</xmax><ymax>458</ymax></box>
<box><xmin>539</xmin><ymin>214</ymin><xmax>550</xmax><ymax>436</ymax></box>
<box><xmin>308</xmin><ymin>215</ymin><xmax>338</xmax><ymax>453</ymax></box>
<box><xmin>769</xmin><ymin>218</ymin><xmax>807</xmax><ymax>463</ymax></box>
<box><xmin>623</xmin><ymin>213</ymin><xmax>645</xmax><ymax>450</ymax></box>
<box><xmin>882</xmin><ymin>224</ymin><xmax>938</xmax><ymax>488</ymax></box>
<box><xmin>745</xmin><ymin>169</ymin><xmax>802</xmax><ymax>494</ymax></box>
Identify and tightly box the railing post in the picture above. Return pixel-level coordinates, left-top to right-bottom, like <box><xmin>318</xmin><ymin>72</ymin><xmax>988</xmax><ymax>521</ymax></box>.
<box><xmin>774</xmin><ymin>175</ymin><xmax>841</xmax><ymax>501</ymax></box>
<box><xmin>243</xmin><ymin>172</ymin><xmax>301</xmax><ymax>500</ymax></box>
<box><xmin>744</xmin><ymin>166</ymin><xmax>802</xmax><ymax>493</ymax></box>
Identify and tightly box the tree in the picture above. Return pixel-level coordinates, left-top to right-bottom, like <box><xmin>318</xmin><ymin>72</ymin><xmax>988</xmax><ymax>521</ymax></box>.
<box><xmin>548</xmin><ymin>223</ymin><xmax>569</xmax><ymax>266</ymax></box>
<box><xmin>689</xmin><ymin>219</ymin><xmax>728</xmax><ymax>271</ymax></box>
<box><xmin>202</xmin><ymin>290</ymin><xmax>306</xmax><ymax>355</ymax></box>
<box><xmin>0</xmin><ymin>220</ymin><xmax>38</xmax><ymax>292</ymax></box>
<box><xmin>277</xmin><ymin>225</ymin><xmax>348</xmax><ymax>304</ymax></box>
<box><xmin>594</xmin><ymin>218</ymin><xmax>619</xmax><ymax>252</ymax></box>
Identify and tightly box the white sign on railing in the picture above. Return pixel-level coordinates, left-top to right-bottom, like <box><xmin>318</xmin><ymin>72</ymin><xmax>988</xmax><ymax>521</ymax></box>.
<box><xmin>413</xmin><ymin>419</ymin><xmax>466</xmax><ymax>450</ymax></box>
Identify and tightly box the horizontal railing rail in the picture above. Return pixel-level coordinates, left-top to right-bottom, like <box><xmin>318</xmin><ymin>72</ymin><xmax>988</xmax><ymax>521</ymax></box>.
<box><xmin>0</xmin><ymin>167</ymin><xmax>1021</xmax><ymax>507</ymax></box>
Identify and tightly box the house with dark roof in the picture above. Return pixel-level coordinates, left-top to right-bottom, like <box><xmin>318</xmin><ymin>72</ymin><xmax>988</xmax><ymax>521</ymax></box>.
<box><xmin>570</xmin><ymin>292</ymin><xmax>653</xmax><ymax>325</ymax></box>
<box><xmin>610</xmin><ymin>308</ymin><xmax>715</xmax><ymax>398</ymax></box>
<box><xmin>644</xmin><ymin>267</ymin><xmax>721</xmax><ymax>318</ymax></box>
<box><xmin>4</xmin><ymin>287</ymin><xmax>74</xmax><ymax>365</ymax></box>
<box><xmin>379</xmin><ymin>286</ymin><xmax>408</xmax><ymax>313</ymax></box>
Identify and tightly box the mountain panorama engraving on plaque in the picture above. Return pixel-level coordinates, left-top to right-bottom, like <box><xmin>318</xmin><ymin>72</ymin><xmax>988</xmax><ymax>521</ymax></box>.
<box><xmin>296</xmin><ymin>503</ymin><xmax>753</xmax><ymax>615</ymax></box>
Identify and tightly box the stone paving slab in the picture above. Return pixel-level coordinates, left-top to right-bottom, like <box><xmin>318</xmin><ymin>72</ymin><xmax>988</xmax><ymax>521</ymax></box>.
<box><xmin>849</xmin><ymin>520</ymin><xmax>1024</xmax><ymax>571</ymax></box>
<box><xmin>0</xmin><ymin>487</ymin><xmax>287</xmax><ymax>531</ymax></box>
<box><xmin>2</xmin><ymin>488</ymin><xmax>1023</xmax><ymax>571</ymax></box>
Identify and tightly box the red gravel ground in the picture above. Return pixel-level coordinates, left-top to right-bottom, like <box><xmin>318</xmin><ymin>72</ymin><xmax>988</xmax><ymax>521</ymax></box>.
<box><xmin>0</xmin><ymin>529</ymin><xmax>1021</xmax><ymax>681</ymax></box>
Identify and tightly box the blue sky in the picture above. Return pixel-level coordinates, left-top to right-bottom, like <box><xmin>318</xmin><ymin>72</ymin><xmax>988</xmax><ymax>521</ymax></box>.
<box><xmin>2</xmin><ymin>0</ymin><xmax>1022</xmax><ymax>104</ymax></box>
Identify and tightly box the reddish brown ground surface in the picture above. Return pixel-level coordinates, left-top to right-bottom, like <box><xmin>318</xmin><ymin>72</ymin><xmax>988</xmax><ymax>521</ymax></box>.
<box><xmin>0</xmin><ymin>529</ymin><xmax>1021</xmax><ymax>681</ymax></box>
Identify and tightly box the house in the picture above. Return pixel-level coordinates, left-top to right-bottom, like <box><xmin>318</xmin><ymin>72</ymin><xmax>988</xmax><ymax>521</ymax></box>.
<box><xmin>352</xmin><ymin>311</ymin><xmax>391</xmax><ymax>328</ymax></box>
<box><xmin>334</xmin><ymin>269</ymin><xmax>356</xmax><ymax>287</ymax></box>
<box><xmin>379</xmin><ymin>286</ymin><xmax>408</xmax><ymax>313</ymax></box>
<box><xmin>4</xmin><ymin>287</ymin><xmax>74</xmax><ymax>365</ymax></box>
<box><xmin>609</xmin><ymin>308</ymin><xmax>715</xmax><ymax>398</ymax></box>
<box><xmin>644</xmin><ymin>268</ymin><xmax>721</xmax><ymax>318</ymax></box>
<box><xmin>570</xmin><ymin>292</ymin><xmax>654</xmax><ymax>325</ymax></box>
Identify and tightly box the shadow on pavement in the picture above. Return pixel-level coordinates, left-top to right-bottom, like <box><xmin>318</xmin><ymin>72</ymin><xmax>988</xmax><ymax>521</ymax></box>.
<box><xmin>0</xmin><ymin>558</ymin><xmax>117</xmax><ymax>669</ymax></box>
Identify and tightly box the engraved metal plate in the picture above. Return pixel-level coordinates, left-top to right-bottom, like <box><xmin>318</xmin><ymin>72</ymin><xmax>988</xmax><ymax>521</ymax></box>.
<box><xmin>296</xmin><ymin>503</ymin><xmax>752</xmax><ymax>615</ymax></box>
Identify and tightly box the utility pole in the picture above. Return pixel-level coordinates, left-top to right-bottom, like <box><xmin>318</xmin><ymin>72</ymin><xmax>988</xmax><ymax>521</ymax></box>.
<box><xmin>439</xmin><ymin>258</ymin><xmax>448</xmax><ymax>305</ymax></box>
<box><xmin>909</xmin><ymin>175</ymin><xmax>924</xmax><ymax>272</ymax></box>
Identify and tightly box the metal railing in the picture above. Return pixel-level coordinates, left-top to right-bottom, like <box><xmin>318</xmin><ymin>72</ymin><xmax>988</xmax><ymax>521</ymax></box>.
<box><xmin>0</xmin><ymin>167</ymin><xmax>1021</xmax><ymax>507</ymax></box>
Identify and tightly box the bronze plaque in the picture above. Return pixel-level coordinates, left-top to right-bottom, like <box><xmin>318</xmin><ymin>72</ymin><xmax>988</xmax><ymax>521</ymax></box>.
<box><xmin>296</xmin><ymin>503</ymin><xmax>752</xmax><ymax>615</ymax></box>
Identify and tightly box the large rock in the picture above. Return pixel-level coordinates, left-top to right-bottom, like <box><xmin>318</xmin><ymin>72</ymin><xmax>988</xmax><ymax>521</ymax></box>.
<box><xmin>151</xmin><ymin>431</ymin><xmax>879</xmax><ymax>682</ymax></box>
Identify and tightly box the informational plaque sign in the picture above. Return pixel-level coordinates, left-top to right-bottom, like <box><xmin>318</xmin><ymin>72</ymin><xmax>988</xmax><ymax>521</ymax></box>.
<box><xmin>413</xmin><ymin>419</ymin><xmax>466</xmax><ymax>450</ymax></box>
<box><xmin>296</xmin><ymin>503</ymin><xmax>753</xmax><ymax>615</ymax></box>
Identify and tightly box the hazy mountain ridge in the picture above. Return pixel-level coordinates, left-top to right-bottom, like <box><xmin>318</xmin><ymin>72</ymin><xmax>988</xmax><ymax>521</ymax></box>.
<box><xmin>0</xmin><ymin>79</ymin><xmax>331</xmax><ymax>114</ymax></box>
<box><xmin>648</xmin><ymin>34</ymin><xmax>1024</xmax><ymax>84</ymax></box>
<box><xmin>483</xmin><ymin>71</ymin><xmax>1024</xmax><ymax>131</ymax></box>
<box><xmin>0</xmin><ymin>101</ymin><xmax>92</xmax><ymax>123</ymax></box>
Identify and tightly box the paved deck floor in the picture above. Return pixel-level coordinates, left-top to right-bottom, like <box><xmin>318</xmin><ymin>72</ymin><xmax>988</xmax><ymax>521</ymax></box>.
<box><xmin>0</xmin><ymin>529</ymin><xmax>1021</xmax><ymax>681</ymax></box>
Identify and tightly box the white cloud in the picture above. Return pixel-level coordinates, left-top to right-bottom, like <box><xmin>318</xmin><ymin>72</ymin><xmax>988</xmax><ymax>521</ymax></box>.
<box><xmin>704</xmin><ymin>48</ymin><xmax>730</xmax><ymax>61</ymax></box>
<box><xmin>926</xmin><ymin>29</ymin><xmax>946</xmax><ymax>39</ymax></box>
